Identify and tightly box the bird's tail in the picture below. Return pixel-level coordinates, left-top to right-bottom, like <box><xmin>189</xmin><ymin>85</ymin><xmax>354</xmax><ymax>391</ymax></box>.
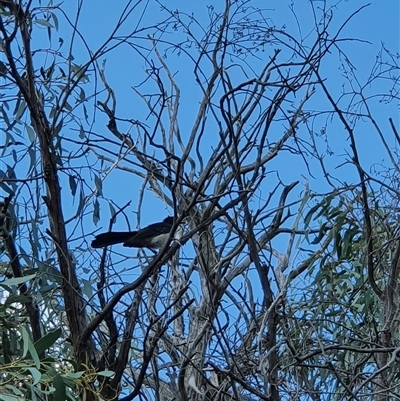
<box><xmin>91</xmin><ymin>231</ymin><xmax>137</xmax><ymax>248</ymax></box>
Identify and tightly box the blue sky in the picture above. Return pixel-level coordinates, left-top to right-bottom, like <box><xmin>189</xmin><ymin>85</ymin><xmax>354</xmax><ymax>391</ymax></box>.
<box><xmin>1</xmin><ymin>0</ymin><xmax>397</xmax><ymax>267</ymax></box>
<box><xmin>2</xmin><ymin>0</ymin><xmax>396</xmax><ymax>275</ymax></box>
<box><xmin>53</xmin><ymin>0</ymin><xmax>398</xmax><ymax>305</ymax></box>
<box><xmin>58</xmin><ymin>0</ymin><xmax>398</xmax><ymax>189</ymax></box>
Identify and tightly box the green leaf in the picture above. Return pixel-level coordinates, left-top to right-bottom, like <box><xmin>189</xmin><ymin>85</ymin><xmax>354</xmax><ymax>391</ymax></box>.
<box><xmin>83</xmin><ymin>103</ymin><xmax>89</xmax><ymax>121</ymax></box>
<box><xmin>109</xmin><ymin>203</ymin><xmax>116</xmax><ymax>219</ymax></box>
<box><xmin>0</xmin><ymin>181</ymin><xmax>15</xmax><ymax>195</ymax></box>
<box><xmin>0</xmin><ymin>105</ymin><xmax>11</xmax><ymax>129</ymax></box>
<box><xmin>79</xmin><ymin>125</ymin><xmax>85</xmax><ymax>139</ymax></box>
<box><xmin>34</xmin><ymin>328</ymin><xmax>62</xmax><ymax>356</ymax></box>
<box><xmin>15</xmin><ymin>100</ymin><xmax>26</xmax><ymax>122</ymax></box>
<box><xmin>82</xmin><ymin>279</ymin><xmax>93</xmax><ymax>298</ymax></box>
<box><xmin>78</xmin><ymin>87</ymin><xmax>86</xmax><ymax>102</ymax></box>
<box><xmin>69</xmin><ymin>175</ymin><xmax>77</xmax><ymax>196</ymax></box>
<box><xmin>63</xmin><ymin>372</ymin><xmax>84</xmax><ymax>379</ymax></box>
<box><xmin>43</xmin><ymin>263</ymin><xmax>63</xmax><ymax>285</ymax></box>
<box><xmin>50</xmin><ymin>12</ymin><xmax>59</xmax><ymax>31</ymax></box>
<box><xmin>2</xmin><ymin>328</ymin><xmax>12</xmax><ymax>364</ymax></box>
<box><xmin>28</xmin><ymin>367</ymin><xmax>42</xmax><ymax>385</ymax></box>
<box><xmin>28</xmin><ymin>337</ymin><xmax>41</xmax><ymax>368</ymax></box>
<box><xmin>4</xmin><ymin>294</ymin><xmax>32</xmax><ymax>307</ymax></box>
<box><xmin>93</xmin><ymin>199</ymin><xmax>100</xmax><ymax>225</ymax></box>
<box><xmin>64</xmin><ymin>101</ymin><xmax>73</xmax><ymax>111</ymax></box>
<box><xmin>94</xmin><ymin>174</ymin><xmax>103</xmax><ymax>196</ymax></box>
<box><xmin>45</xmin><ymin>62</ymin><xmax>55</xmax><ymax>80</ymax></box>
<box><xmin>1</xmin><ymin>273</ymin><xmax>36</xmax><ymax>287</ymax></box>
<box><xmin>316</xmin><ymin>195</ymin><xmax>334</xmax><ymax>218</ymax></box>
<box><xmin>49</xmin><ymin>106</ymin><xmax>56</xmax><ymax>119</ymax></box>
<box><xmin>3</xmin><ymin>385</ymin><xmax>23</xmax><ymax>396</ymax></box>
<box><xmin>54</xmin><ymin>118</ymin><xmax>63</xmax><ymax>137</ymax></box>
<box><xmin>30</xmin><ymin>217</ymin><xmax>41</xmax><ymax>256</ymax></box>
<box><xmin>304</xmin><ymin>202</ymin><xmax>320</xmax><ymax>228</ymax></box>
<box><xmin>27</xmin><ymin>146</ymin><xmax>37</xmax><ymax>175</ymax></box>
<box><xmin>0</xmin><ymin>131</ymin><xmax>11</xmax><ymax>157</ymax></box>
<box><xmin>19</xmin><ymin>326</ymin><xmax>29</xmax><ymax>358</ymax></box>
<box><xmin>53</xmin><ymin>374</ymin><xmax>67</xmax><ymax>401</ymax></box>
<box><xmin>75</xmin><ymin>189</ymin><xmax>86</xmax><ymax>219</ymax></box>
<box><xmin>61</xmin><ymin>371</ymin><xmax>84</xmax><ymax>388</ymax></box>
<box><xmin>310</xmin><ymin>227</ymin><xmax>326</xmax><ymax>245</ymax></box>
<box><xmin>26</xmin><ymin>125</ymin><xmax>36</xmax><ymax>142</ymax></box>
<box><xmin>334</xmin><ymin>231</ymin><xmax>342</xmax><ymax>259</ymax></box>
<box><xmin>6</xmin><ymin>164</ymin><xmax>16</xmax><ymax>181</ymax></box>
<box><xmin>0</xmin><ymin>393</ymin><xmax>25</xmax><ymax>400</ymax></box>
<box><xmin>35</xmin><ymin>19</ymin><xmax>54</xmax><ymax>28</ymax></box>
<box><xmin>97</xmin><ymin>370</ymin><xmax>115</xmax><ymax>378</ymax></box>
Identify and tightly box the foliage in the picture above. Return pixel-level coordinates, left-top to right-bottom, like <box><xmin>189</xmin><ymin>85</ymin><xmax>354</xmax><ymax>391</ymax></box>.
<box><xmin>0</xmin><ymin>0</ymin><xmax>399</xmax><ymax>400</ymax></box>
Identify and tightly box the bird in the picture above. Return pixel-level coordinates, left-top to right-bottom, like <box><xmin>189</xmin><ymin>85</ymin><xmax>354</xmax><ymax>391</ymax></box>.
<box><xmin>91</xmin><ymin>216</ymin><xmax>175</xmax><ymax>249</ymax></box>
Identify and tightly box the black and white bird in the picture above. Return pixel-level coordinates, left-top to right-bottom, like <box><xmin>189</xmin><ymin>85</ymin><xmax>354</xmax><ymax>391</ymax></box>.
<box><xmin>91</xmin><ymin>216</ymin><xmax>175</xmax><ymax>249</ymax></box>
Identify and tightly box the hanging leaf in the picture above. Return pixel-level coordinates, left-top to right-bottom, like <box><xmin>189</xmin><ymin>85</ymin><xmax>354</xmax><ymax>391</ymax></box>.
<box><xmin>53</xmin><ymin>118</ymin><xmax>63</xmax><ymax>137</ymax></box>
<box><xmin>53</xmin><ymin>374</ymin><xmax>67</xmax><ymax>401</ymax></box>
<box><xmin>28</xmin><ymin>338</ymin><xmax>41</xmax><ymax>368</ymax></box>
<box><xmin>50</xmin><ymin>12</ymin><xmax>59</xmax><ymax>31</ymax></box>
<box><xmin>109</xmin><ymin>202</ymin><xmax>116</xmax><ymax>219</ymax></box>
<box><xmin>69</xmin><ymin>175</ymin><xmax>77</xmax><ymax>196</ymax></box>
<box><xmin>1</xmin><ymin>104</ymin><xmax>12</xmax><ymax>129</ymax></box>
<box><xmin>93</xmin><ymin>199</ymin><xmax>100</xmax><ymax>225</ymax></box>
<box><xmin>304</xmin><ymin>202</ymin><xmax>320</xmax><ymax>228</ymax></box>
<box><xmin>35</xmin><ymin>19</ymin><xmax>54</xmax><ymax>28</ymax></box>
<box><xmin>19</xmin><ymin>326</ymin><xmax>29</xmax><ymax>358</ymax></box>
<box><xmin>26</xmin><ymin>125</ymin><xmax>36</xmax><ymax>142</ymax></box>
<box><xmin>83</xmin><ymin>103</ymin><xmax>89</xmax><ymax>121</ymax></box>
<box><xmin>94</xmin><ymin>174</ymin><xmax>103</xmax><ymax>196</ymax></box>
<box><xmin>79</xmin><ymin>125</ymin><xmax>85</xmax><ymax>139</ymax></box>
<box><xmin>64</xmin><ymin>100</ymin><xmax>73</xmax><ymax>111</ymax></box>
<box><xmin>78</xmin><ymin>87</ymin><xmax>86</xmax><ymax>103</ymax></box>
